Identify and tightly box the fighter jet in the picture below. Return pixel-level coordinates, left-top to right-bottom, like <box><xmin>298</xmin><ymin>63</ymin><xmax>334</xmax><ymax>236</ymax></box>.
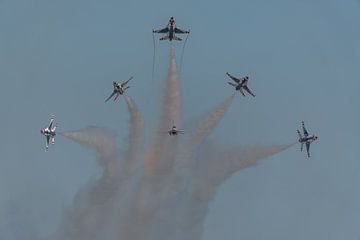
<box><xmin>40</xmin><ymin>116</ymin><xmax>57</xmax><ymax>152</ymax></box>
<box><xmin>153</xmin><ymin>17</ymin><xmax>189</xmax><ymax>41</ymax></box>
<box><xmin>168</xmin><ymin>125</ymin><xmax>184</xmax><ymax>136</ymax></box>
<box><xmin>105</xmin><ymin>76</ymin><xmax>133</xmax><ymax>102</ymax></box>
<box><xmin>226</xmin><ymin>72</ymin><xmax>256</xmax><ymax>97</ymax></box>
<box><xmin>297</xmin><ymin>121</ymin><xmax>318</xmax><ymax>158</ymax></box>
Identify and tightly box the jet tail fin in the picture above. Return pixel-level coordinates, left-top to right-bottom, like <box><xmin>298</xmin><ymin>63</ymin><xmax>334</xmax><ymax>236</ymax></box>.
<box><xmin>297</xmin><ymin>129</ymin><xmax>302</xmax><ymax>140</ymax></box>
<box><xmin>173</xmin><ymin>36</ymin><xmax>182</xmax><ymax>41</ymax></box>
<box><xmin>160</xmin><ymin>36</ymin><xmax>169</xmax><ymax>41</ymax></box>
<box><xmin>114</xmin><ymin>93</ymin><xmax>120</xmax><ymax>101</ymax></box>
<box><xmin>228</xmin><ymin>82</ymin><xmax>237</xmax><ymax>87</ymax></box>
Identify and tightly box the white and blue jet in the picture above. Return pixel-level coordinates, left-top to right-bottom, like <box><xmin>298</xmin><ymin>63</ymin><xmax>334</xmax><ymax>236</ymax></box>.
<box><xmin>226</xmin><ymin>72</ymin><xmax>256</xmax><ymax>97</ymax></box>
<box><xmin>168</xmin><ymin>125</ymin><xmax>184</xmax><ymax>136</ymax></box>
<box><xmin>40</xmin><ymin>116</ymin><xmax>57</xmax><ymax>152</ymax></box>
<box><xmin>297</xmin><ymin>121</ymin><xmax>318</xmax><ymax>158</ymax></box>
<box><xmin>105</xmin><ymin>77</ymin><xmax>133</xmax><ymax>102</ymax></box>
<box><xmin>153</xmin><ymin>17</ymin><xmax>189</xmax><ymax>41</ymax></box>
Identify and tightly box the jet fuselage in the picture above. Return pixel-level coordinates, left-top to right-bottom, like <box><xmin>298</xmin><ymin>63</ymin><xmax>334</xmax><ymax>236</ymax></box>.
<box><xmin>299</xmin><ymin>135</ymin><xmax>317</xmax><ymax>144</ymax></box>
<box><xmin>41</xmin><ymin>128</ymin><xmax>56</xmax><ymax>137</ymax></box>
<box><xmin>235</xmin><ymin>83</ymin><xmax>244</xmax><ymax>90</ymax></box>
<box><xmin>167</xmin><ymin>20</ymin><xmax>176</xmax><ymax>41</ymax></box>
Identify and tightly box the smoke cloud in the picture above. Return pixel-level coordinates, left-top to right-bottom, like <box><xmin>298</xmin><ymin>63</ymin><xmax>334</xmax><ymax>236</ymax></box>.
<box><xmin>50</xmin><ymin>51</ymin><xmax>294</xmax><ymax>240</ymax></box>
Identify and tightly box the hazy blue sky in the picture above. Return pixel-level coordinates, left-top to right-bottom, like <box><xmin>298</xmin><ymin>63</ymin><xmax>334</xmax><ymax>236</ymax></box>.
<box><xmin>0</xmin><ymin>0</ymin><xmax>359</xmax><ymax>239</ymax></box>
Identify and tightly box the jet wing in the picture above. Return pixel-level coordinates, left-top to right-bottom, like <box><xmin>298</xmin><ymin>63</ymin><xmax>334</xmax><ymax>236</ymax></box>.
<box><xmin>159</xmin><ymin>35</ymin><xmax>170</xmax><ymax>41</ymax></box>
<box><xmin>172</xmin><ymin>36</ymin><xmax>182</xmax><ymax>41</ymax></box>
<box><xmin>45</xmin><ymin>135</ymin><xmax>50</xmax><ymax>151</ymax></box>
<box><xmin>297</xmin><ymin>129</ymin><xmax>302</xmax><ymax>139</ymax></box>
<box><xmin>48</xmin><ymin>118</ymin><xmax>54</xmax><ymax>129</ymax></box>
<box><xmin>226</xmin><ymin>72</ymin><xmax>240</xmax><ymax>83</ymax></box>
<box><xmin>113</xmin><ymin>92</ymin><xmax>121</xmax><ymax>101</ymax></box>
<box><xmin>306</xmin><ymin>142</ymin><xmax>311</xmax><ymax>157</ymax></box>
<box><xmin>153</xmin><ymin>27</ymin><xmax>169</xmax><ymax>33</ymax></box>
<box><xmin>227</xmin><ymin>82</ymin><xmax>237</xmax><ymax>87</ymax></box>
<box><xmin>105</xmin><ymin>91</ymin><xmax>116</xmax><ymax>102</ymax></box>
<box><xmin>243</xmin><ymin>86</ymin><xmax>255</xmax><ymax>97</ymax></box>
<box><xmin>302</xmin><ymin>121</ymin><xmax>309</xmax><ymax>137</ymax></box>
<box><xmin>121</xmin><ymin>76</ymin><xmax>133</xmax><ymax>87</ymax></box>
<box><xmin>239</xmin><ymin>88</ymin><xmax>246</xmax><ymax>96</ymax></box>
<box><xmin>174</xmin><ymin>27</ymin><xmax>189</xmax><ymax>34</ymax></box>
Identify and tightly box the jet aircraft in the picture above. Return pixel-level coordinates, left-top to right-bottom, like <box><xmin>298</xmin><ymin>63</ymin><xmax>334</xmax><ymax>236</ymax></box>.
<box><xmin>297</xmin><ymin>121</ymin><xmax>318</xmax><ymax>158</ymax></box>
<box><xmin>105</xmin><ymin>76</ymin><xmax>133</xmax><ymax>102</ymax></box>
<box><xmin>226</xmin><ymin>72</ymin><xmax>256</xmax><ymax>97</ymax></box>
<box><xmin>168</xmin><ymin>125</ymin><xmax>184</xmax><ymax>136</ymax></box>
<box><xmin>153</xmin><ymin>17</ymin><xmax>189</xmax><ymax>41</ymax></box>
<box><xmin>40</xmin><ymin>116</ymin><xmax>57</xmax><ymax>152</ymax></box>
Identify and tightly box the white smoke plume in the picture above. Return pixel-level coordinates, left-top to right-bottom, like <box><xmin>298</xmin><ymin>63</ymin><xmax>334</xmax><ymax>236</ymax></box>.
<box><xmin>123</xmin><ymin>95</ymin><xmax>144</xmax><ymax>175</ymax></box>
<box><xmin>120</xmin><ymin>48</ymin><xmax>183</xmax><ymax>240</ymax></box>
<box><xmin>56</xmin><ymin>127</ymin><xmax>120</xmax><ymax>240</ymax></box>
<box><xmin>145</xmin><ymin>48</ymin><xmax>181</xmax><ymax>175</ymax></box>
<box><xmin>50</xmin><ymin>51</ymin><xmax>294</xmax><ymax>240</ymax></box>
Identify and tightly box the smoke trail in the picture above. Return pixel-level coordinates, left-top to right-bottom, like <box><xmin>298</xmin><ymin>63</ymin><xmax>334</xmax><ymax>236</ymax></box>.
<box><xmin>60</xmin><ymin>127</ymin><xmax>118</xmax><ymax>178</ymax></box>
<box><xmin>139</xmin><ymin>94</ymin><xmax>235</xmax><ymax>240</ymax></box>
<box><xmin>145</xmin><ymin>47</ymin><xmax>182</xmax><ymax>175</ymax></box>
<box><xmin>123</xmin><ymin>95</ymin><xmax>144</xmax><ymax>175</ymax></box>
<box><xmin>172</xmin><ymin>93</ymin><xmax>235</xmax><ymax>191</ymax></box>
<box><xmin>155</xmin><ymin>143</ymin><xmax>295</xmax><ymax>240</ymax></box>
<box><xmin>120</xmin><ymin>48</ymin><xmax>182</xmax><ymax>240</ymax></box>
<box><xmin>182</xmin><ymin>143</ymin><xmax>296</xmax><ymax>240</ymax></box>
<box><xmin>179</xmin><ymin>94</ymin><xmax>235</xmax><ymax>163</ymax></box>
<box><xmin>60</xmin><ymin>127</ymin><xmax>117</xmax><ymax>159</ymax></box>
<box><xmin>108</xmin><ymin>96</ymin><xmax>145</xmax><ymax>240</ymax></box>
<box><xmin>51</xmin><ymin>44</ymin><xmax>298</xmax><ymax>240</ymax></box>
<box><xmin>191</xmin><ymin>94</ymin><xmax>235</xmax><ymax>144</ymax></box>
<box><xmin>56</xmin><ymin>96</ymin><xmax>145</xmax><ymax>240</ymax></box>
<box><xmin>55</xmin><ymin>127</ymin><xmax>121</xmax><ymax>240</ymax></box>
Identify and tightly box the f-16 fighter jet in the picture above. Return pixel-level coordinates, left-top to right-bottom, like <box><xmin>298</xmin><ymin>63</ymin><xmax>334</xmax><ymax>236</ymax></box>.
<box><xmin>168</xmin><ymin>125</ymin><xmax>184</xmax><ymax>136</ymax></box>
<box><xmin>226</xmin><ymin>72</ymin><xmax>256</xmax><ymax>97</ymax></box>
<box><xmin>40</xmin><ymin>116</ymin><xmax>57</xmax><ymax>152</ymax></box>
<box><xmin>153</xmin><ymin>17</ymin><xmax>189</xmax><ymax>41</ymax></box>
<box><xmin>297</xmin><ymin>121</ymin><xmax>318</xmax><ymax>158</ymax></box>
<box><xmin>105</xmin><ymin>76</ymin><xmax>133</xmax><ymax>102</ymax></box>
